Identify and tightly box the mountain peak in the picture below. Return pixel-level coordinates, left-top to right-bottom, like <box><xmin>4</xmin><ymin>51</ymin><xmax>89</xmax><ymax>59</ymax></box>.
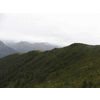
<box><xmin>0</xmin><ymin>41</ymin><xmax>17</xmax><ymax>58</ymax></box>
<box><xmin>0</xmin><ymin>41</ymin><xmax>7</xmax><ymax>48</ymax></box>
<box><xmin>0</xmin><ymin>40</ymin><xmax>4</xmax><ymax>44</ymax></box>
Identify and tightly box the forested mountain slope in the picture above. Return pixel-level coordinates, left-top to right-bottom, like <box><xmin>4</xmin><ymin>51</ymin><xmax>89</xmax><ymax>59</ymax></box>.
<box><xmin>1</xmin><ymin>43</ymin><xmax>100</xmax><ymax>88</ymax></box>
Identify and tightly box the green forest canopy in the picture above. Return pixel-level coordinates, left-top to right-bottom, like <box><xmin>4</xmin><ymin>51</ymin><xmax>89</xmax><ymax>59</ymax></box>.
<box><xmin>0</xmin><ymin>43</ymin><xmax>100</xmax><ymax>88</ymax></box>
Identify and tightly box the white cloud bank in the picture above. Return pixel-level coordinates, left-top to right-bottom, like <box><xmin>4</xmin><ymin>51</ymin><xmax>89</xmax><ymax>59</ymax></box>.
<box><xmin>0</xmin><ymin>13</ymin><xmax>100</xmax><ymax>46</ymax></box>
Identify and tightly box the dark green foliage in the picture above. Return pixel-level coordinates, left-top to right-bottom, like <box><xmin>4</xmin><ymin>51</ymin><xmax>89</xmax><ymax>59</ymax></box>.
<box><xmin>81</xmin><ymin>79</ymin><xmax>88</xmax><ymax>88</ymax></box>
<box><xmin>88</xmin><ymin>81</ymin><xmax>93</xmax><ymax>87</ymax></box>
<box><xmin>1</xmin><ymin>43</ymin><xmax>100</xmax><ymax>88</ymax></box>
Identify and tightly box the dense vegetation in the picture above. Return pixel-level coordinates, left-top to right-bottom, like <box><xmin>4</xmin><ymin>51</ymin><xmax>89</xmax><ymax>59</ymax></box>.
<box><xmin>1</xmin><ymin>43</ymin><xmax>100</xmax><ymax>88</ymax></box>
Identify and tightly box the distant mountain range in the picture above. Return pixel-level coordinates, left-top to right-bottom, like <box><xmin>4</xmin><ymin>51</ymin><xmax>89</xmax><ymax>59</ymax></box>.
<box><xmin>0</xmin><ymin>41</ymin><xmax>17</xmax><ymax>58</ymax></box>
<box><xmin>6</xmin><ymin>41</ymin><xmax>60</xmax><ymax>52</ymax></box>
<box><xmin>0</xmin><ymin>40</ymin><xmax>60</xmax><ymax>58</ymax></box>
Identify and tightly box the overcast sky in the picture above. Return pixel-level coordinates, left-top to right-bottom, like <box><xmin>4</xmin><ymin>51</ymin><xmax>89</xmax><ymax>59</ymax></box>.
<box><xmin>0</xmin><ymin>13</ymin><xmax>100</xmax><ymax>46</ymax></box>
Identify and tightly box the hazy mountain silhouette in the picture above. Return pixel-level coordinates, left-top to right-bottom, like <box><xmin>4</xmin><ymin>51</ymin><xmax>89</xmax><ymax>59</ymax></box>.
<box><xmin>0</xmin><ymin>41</ymin><xmax>17</xmax><ymax>58</ymax></box>
<box><xmin>6</xmin><ymin>41</ymin><xmax>59</xmax><ymax>52</ymax></box>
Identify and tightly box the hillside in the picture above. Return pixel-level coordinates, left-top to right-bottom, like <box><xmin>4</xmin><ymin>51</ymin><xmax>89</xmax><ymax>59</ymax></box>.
<box><xmin>0</xmin><ymin>41</ymin><xmax>17</xmax><ymax>58</ymax></box>
<box><xmin>1</xmin><ymin>43</ymin><xmax>100</xmax><ymax>88</ymax></box>
<box><xmin>6</xmin><ymin>41</ymin><xmax>59</xmax><ymax>52</ymax></box>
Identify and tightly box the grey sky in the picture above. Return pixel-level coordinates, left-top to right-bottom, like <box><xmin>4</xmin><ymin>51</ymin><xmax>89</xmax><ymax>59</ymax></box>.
<box><xmin>0</xmin><ymin>13</ymin><xmax>100</xmax><ymax>46</ymax></box>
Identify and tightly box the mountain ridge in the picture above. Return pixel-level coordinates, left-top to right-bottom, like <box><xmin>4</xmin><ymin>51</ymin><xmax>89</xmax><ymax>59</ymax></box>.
<box><xmin>0</xmin><ymin>41</ymin><xmax>18</xmax><ymax>58</ymax></box>
<box><xmin>0</xmin><ymin>43</ymin><xmax>100</xmax><ymax>88</ymax></box>
<box><xmin>6</xmin><ymin>41</ymin><xmax>60</xmax><ymax>52</ymax></box>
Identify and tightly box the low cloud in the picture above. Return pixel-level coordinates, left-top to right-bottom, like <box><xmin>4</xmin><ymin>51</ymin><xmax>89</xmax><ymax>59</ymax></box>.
<box><xmin>0</xmin><ymin>13</ymin><xmax>100</xmax><ymax>46</ymax></box>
